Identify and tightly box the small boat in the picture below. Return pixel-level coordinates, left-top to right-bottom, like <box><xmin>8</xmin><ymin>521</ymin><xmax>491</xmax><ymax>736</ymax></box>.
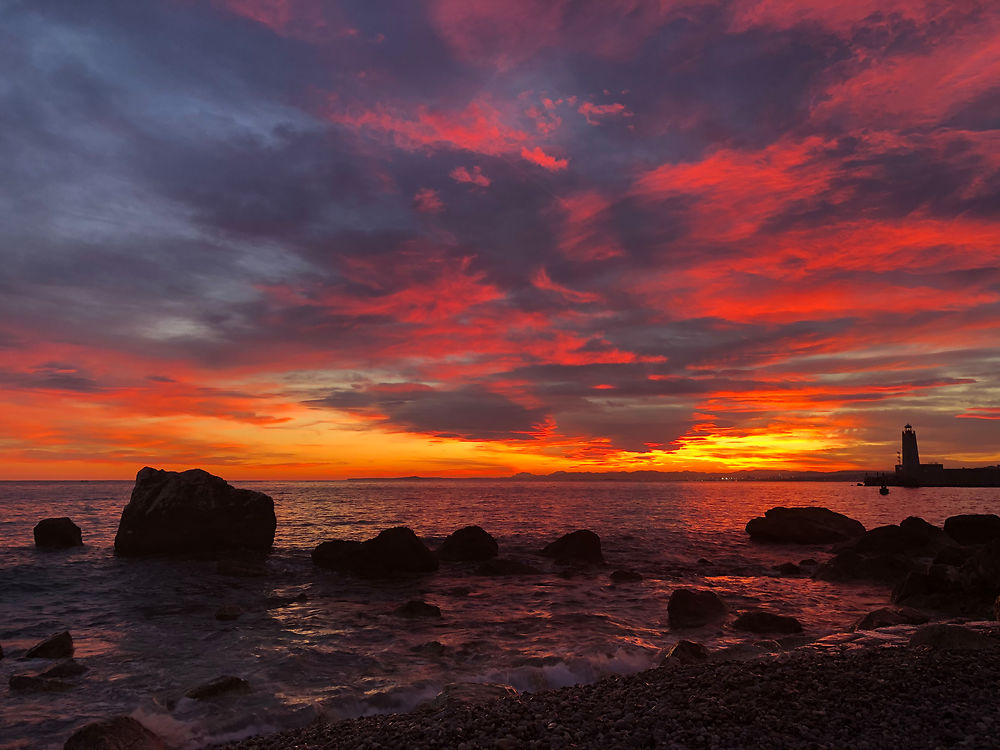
<box><xmin>879</xmin><ymin>485</ymin><xmax>889</xmax><ymax>495</ymax></box>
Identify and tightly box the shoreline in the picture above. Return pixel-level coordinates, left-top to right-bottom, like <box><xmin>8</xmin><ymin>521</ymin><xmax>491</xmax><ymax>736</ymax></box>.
<box><xmin>213</xmin><ymin>630</ymin><xmax>1000</xmax><ymax>750</ymax></box>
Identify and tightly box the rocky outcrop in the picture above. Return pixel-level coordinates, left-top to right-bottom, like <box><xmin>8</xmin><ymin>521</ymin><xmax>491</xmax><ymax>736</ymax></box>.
<box><xmin>185</xmin><ymin>675</ymin><xmax>251</xmax><ymax>700</ymax></box>
<box><xmin>733</xmin><ymin>610</ymin><xmax>803</xmax><ymax>634</ymax></box>
<box><xmin>25</xmin><ymin>631</ymin><xmax>74</xmax><ymax>659</ymax></box>
<box><xmin>438</xmin><ymin>525</ymin><xmax>498</xmax><ymax>561</ymax></box>
<box><xmin>943</xmin><ymin>514</ymin><xmax>1000</xmax><ymax>545</ymax></box>
<box><xmin>852</xmin><ymin>607</ymin><xmax>929</xmax><ymax>631</ymax></box>
<box><xmin>541</xmin><ymin>530</ymin><xmax>604</xmax><ymax>563</ymax></box>
<box><xmin>909</xmin><ymin>624</ymin><xmax>999</xmax><ymax>650</ymax></box>
<box><xmin>474</xmin><ymin>558</ymin><xmax>541</xmax><ymax>576</ymax></box>
<box><xmin>848</xmin><ymin>517</ymin><xmax>947</xmax><ymax>556</ymax></box>
<box><xmin>745</xmin><ymin>507</ymin><xmax>864</xmax><ymax>544</ymax></box>
<box><xmin>64</xmin><ymin>716</ymin><xmax>167</xmax><ymax>750</ymax></box>
<box><xmin>661</xmin><ymin>640</ymin><xmax>709</xmax><ymax>665</ymax></box>
<box><xmin>33</xmin><ymin>517</ymin><xmax>82</xmax><ymax>548</ymax></box>
<box><xmin>394</xmin><ymin>600</ymin><xmax>442</xmax><ymax>618</ymax></box>
<box><xmin>813</xmin><ymin>550</ymin><xmax>915</xmax><ymax>585</ymax></box>
<box><xmin>312</xmin><ymin>527</ymin><xmax>438</xmax><ymax>578</ymax></box>
<box><xmin>667</xmin><ymin>588</ymin><xmax>727</xmax><ymax>629</ymax></box>
<box><xmin>114</xmin><ymin>467</ymin><xmax>276</xmax><ymax>556</ymax></box>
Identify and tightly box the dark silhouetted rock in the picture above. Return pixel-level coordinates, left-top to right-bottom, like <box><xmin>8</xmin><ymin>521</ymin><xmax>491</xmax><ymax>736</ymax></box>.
<box><xmin>960</xmin><ymin>540</ymin><xmax>1000</xmax><ymax>592</ymax></box>
<box><xmin>661</xmin><ymin>640</ymin><xmax>709</xmax><ymax>665</ymax></box>
<box><xmin>0</xmin><ymin>643</ymin><xmax>4</xmax><ymax>659</ymax></box>
<box><xmin>944</xmin><ymin>514</ymin><xmax>1000</xmax><ymax>545</ymax></box>
<box><xmin>541</xmin><ymin>530</ymin><xmax>604</xmax><ymax>564</ymax></box>
<box><xmin>10</xmin><ymin>674</ymin><xmax>72</xmax><ymax>692</ymax></box>
<box><xmin>114</xmin><ymin>467</ymin><xmax>276</xmax><ymax>556</ymax></box>
<box><xmin>430</xmin><ymin>682</ymin><xmax>517</xmax><ymax>707</ymax></box>
<box><xmin>25</xmin><ymin>631</ymin><xmax>73</xmax><ymax>659</ymax></box>
<box><xmin>438</xmin><ymin>525</ymin><xmax>498</xmax><ymax>561</ymax></box>
<box><xmin>773</xmin><ymin>562</ymin><xmax>801</xmax><ymax>576</ymax></box>
<box><xmin>745</xmin><ymin>507</ymin><xmax>864</xmax><ymax>544</ymax></box>
<box><xmin>610</xmin><ymin>569</ymin><xmax>643</xmax><ymax>583</ymax></box>
<box><xmin>394</xmin><ymin>600</ymin><xmax>442</xmax><ymax>618</ymax></box>
<box><xmin>853</xmin><ymin>607</ymin><xmax>929</xmax><ymax>631</ymax></box>
<box><xmin>667</xmin><ymin>588</ymin><xmax>727</xmax><ymax>629</ymax></box>
<box><xmin>33</xmin><ymin>517</ymin><xmax>82</xmax><ymax>548</ymax></box>
<box><xmin>934</xmin><ymin>546</ymin><xmax>975</xmax><ymax>567</ymax></box>
<box><xmin>312</xmin><ymin>527</ymin><xmax>438</xmax><ymax>578</ymax></box>
<box><xmin>185</xmin><ymin>675</ymin><xmax>251</xmax><ymax>700</ymax></box>
<box><xmin>909</xmin><ymin>624</ymin><xmax>999</xmax><ymax>650</ymax></box>
<box><xmin>733</xmin><ymin>610</ymin><xmax>802</xmax><ymax>634</ymax></box>
<box><xmin>39</xmin><ymin>659</ymin><xmax>88</xmax><ymax>678</ymax></box>
<box><xmin>64</xmin><ymin>716</ymin><xmax>167</xmax><ymax>750</ymax></box>
<box><xmin>813</xmin><ymin>550</ymin><xmax>915</xmax><ymax>584</ymax></box>
<box><xmin>475</xmin><ymin>558</ymin><xmax>541</xmax><ymax>576</ymax></box>
<box><xmin>995</xmin><ymin>594</ymin><xmax>1000</xmax><ymax>621</ymax></box>
<box><xmin>799</xmin><ymin>558</ymin><xmax>818</xmax><ymax>567</ymax></box>
<box><xmin>215</xmin><ymin>604</ymin><xmax>244</xmax><ymax>621</ymax></box>
<box><xmin>411</xmin><ymin>640</ymin><xmax>448</xmax><ymax>657</ymax></box>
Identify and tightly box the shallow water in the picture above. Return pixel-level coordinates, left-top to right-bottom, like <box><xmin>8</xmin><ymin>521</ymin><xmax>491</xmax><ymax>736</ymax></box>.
<box><xmin>1</xmin><ymin>479</ymin><xmax>997</xmax><ymax>748</ymax></box>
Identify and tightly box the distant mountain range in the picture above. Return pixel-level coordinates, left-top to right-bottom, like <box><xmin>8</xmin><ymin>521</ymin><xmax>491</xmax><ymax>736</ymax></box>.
<box><xmin>349</xmin><ymin>469</ymin><xmax>871</xmax><ymax>482</ymax></box>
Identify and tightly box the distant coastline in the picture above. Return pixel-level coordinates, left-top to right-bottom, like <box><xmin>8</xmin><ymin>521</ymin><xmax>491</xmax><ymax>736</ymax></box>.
<box><xmin>348</xmin><ymin>469</ymin><xmax>872</xmax><ymax>482</ymax></box>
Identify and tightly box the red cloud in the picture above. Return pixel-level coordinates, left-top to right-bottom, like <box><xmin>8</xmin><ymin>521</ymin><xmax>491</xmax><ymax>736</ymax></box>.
<box><xmin>578</xmin><ymin>101</ymin><xmax>631</xmax><ymax>125</ymax></box>
<box><xmin>450</xmin><ymin>165</ymin><xmax>491</xmax><ymax>186</ymax></box>
<box><xmin>413</xmin><ymin>187</ymin><xmax>444</xmax><ymax>213</ymax></box>
<box><xmin>521</xmin><ymin>146</ymin><xmax>569</xmax><ymax>171</ymax></box>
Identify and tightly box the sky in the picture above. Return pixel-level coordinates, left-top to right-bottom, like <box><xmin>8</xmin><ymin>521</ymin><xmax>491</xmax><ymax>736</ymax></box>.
<box><xmin>1</xmin><ymin>0</ymin><xmax>998</xmax><ymax>479</ymax></box>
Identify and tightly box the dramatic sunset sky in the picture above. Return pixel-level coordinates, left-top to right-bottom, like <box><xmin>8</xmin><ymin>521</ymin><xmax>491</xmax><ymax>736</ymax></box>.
<box><xmin>2</xmin><ymin>0</ymin><xmax>998</xmax><ymax>479</ymax></box>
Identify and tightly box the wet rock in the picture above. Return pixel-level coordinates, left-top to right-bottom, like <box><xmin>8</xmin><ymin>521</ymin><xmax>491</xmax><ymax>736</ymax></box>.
<box><xmin>437</xmin><ymin>525</ymin><xmax>498</xmax><ymax>561</ymax></box>
<box><xmin>995</xmin><ymin>594</ymin><xmax>1000</xmax><ymax>621</ymax></box>
<box><xmin>411</xmin><ymin>640</ymin><xmax>448</xmax><ymax>656</ymax></box>
<box><xmin>909</xmin><ymin>624</ymin><xmax>999</xmax><ymax>650</ymax></box>
<box><xmin>264</xmin><ymin>592</ymin><xmax>308</xmax><ymax>609</ymax></box>
<box><xmin>934</xmin><ymin>546</ymin><xmax>975</xmax><ymax>567</ymax></box>
<box><xmin>33</xmin><ymin>517</ymin><xmax>83</xmax><ymax>548</ymax></box>
<box><xmin>430</xmin><ymin>682</ymin><xmax>517</xmax><ymax>707</ymax></box>
<box><xmin>667</xmin><ymin>588</ymin><xmax>727</xmax><ymax>629</ymax></box>
<box><xmin>25</xmin><ymin>631</ymin><xmax>74</xmax><ymax>659</ymax></box>
<box><xmin>114</xmin><ymin>467</ymin><xmax>276</xmax><ymax>556</ymax></box>
<box><xmin>312</xmin><ymin>527</ymin><xmax>438</xmax><ymax>578</ymax></box>
<box><xmin>745</xmin><ymin>507</ymin><xmax>864</xmax><ymax>544</ymax></box>
<box><xmin>39</xmin><ymin>659</ymin><xmax>88</xmax><ymax>678</ymax></box>
<box><xmin>64</xmin><ymin>716</ymin><xmax>167</xmax><ymax>750</ymax></box>
<box><xmin>813</xmin><ymin>550</ymin><xmax>914</xmax><ymax>584</ymax></box>
<box><xmin>960</xmin><ymin>540</ymin><xmax>1000</xmax><ymax>592</ymax></box>
<box><xmin>0</xmin><ymin>643</ymin><xmax>3</xmax><ymax>659</ymax></box>
<box><xmin>394</xmin><ymin>600</ymin><xmax>442</xmax><ymax>618</ymax></box>
<box><xmin>799</xmin><ymin>558</ymin><xmax>818</xmax><ymax>567</ymax></box>
<box><xmin>732</xmin><ymin>610</ymin><xmax>803</xmax><ymax>634</ymax></box>
<box><xmin>474</xmin><ymin>558</ymin><xmax>541</xmax><ymax>576</ymax></box>
<box><xmin>10</xmin><ymin>674</ymin><xmax>73</xmax><ymax>692</ymax></box>
<box><xmin>185</xmin><ymin>675</ymin><xmax>252</xmax><ymax>700</ymax></box>
<box><xmin>852</xmin><ymin>607</ymin><xmax>929</xmax><ymax>631</ymax></box>
<box><xmin>541</xmin><ymin>530</ymin><xmax>604</xmax><ymax>564</ymax></box>
<box><xmin>944</xmin><ymin>514</ymin><xmax>1000</xmax><ymax>545</ymax></box>
<box><xmin>773</xmin><ymin>562</ymin><xmax>801</xmax><ymax>576</ymax></box>
<box><xmin>610</xmin><ymin>569</ymin><xmax>643</xmax><ymax>583</ymax></box>
<box><xmin>215</xmin><ymin>604</ymin><xmax>244</xmax><ymax>621</ymax></box>
<box><xmin>661</xmin><ymin>640</ymin><xmax>709</xmax><ymax>665</ymax></box>
<box><xmin>444</xmin><ymin>586</ymin><xmax>473</xmax><ymax>596</ymax></box>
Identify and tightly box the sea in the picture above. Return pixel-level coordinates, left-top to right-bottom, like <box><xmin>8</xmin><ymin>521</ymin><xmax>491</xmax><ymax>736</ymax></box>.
<box><xmin>2</xmin><ymin>479</ymin><xmax>998</xmax><ymax>749</ymax></box>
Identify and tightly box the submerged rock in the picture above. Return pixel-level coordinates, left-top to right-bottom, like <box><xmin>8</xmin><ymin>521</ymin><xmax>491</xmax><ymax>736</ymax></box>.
<box><xmin>732</xmin><ymin>610</ymin><xmax>803</xmax><ymax>634</ymax></box>
<box><xmin>853</xmin><ymin>607</ymin><xmax>929</xmax><ymax>631</ymax></box>
<box><xmin>667</xmin><ymin>588</ymin><xmax>727</xmax><ymax>629</ymax></box>
<box><xmin>64</xmin><ymin>716</ymin><xmax>167</xmax><ymax>750</ymax></box>
<box><xmin>114</xmin><ymin>467</ymin><xmax>276</xmax><ymax>556</ymax></box>
<box><xmin>215</xmin><ymin>604</ymin><xmax>244</xmax><ymax>621</ymax></box>
<box><xmin>39</xmin><ymin>659</ymin><xmax>88</xmax><ymax>678</ymax></box>
<box><xmin>745</xmin><ymin>507</ymin><xmax>864</xmax><ymax>544</ymax></box>
<box><xmin>25</xmin><ymin>631</ymin><xmax>74</xmax><ymax>659</ymax></box>
<box><xmin>185</xmin><ymin>675</ymin><xmax>251</xmax><ymax>700</ymax></box>
<box><xmin>943</xmin><ymin>514</ymin><xmax>1000</xmax><ymax>545</ymax></box>
<box><xmin>437</xmin><ymin>525</ymin><xmax>498</xmax><ymax>561</ymax></box>
<box><xmin>773</xmin><ymin>562</ymin><xmax>801</xmax><ymax>576</ymax></box>
<box><xmin>33</xmin><ymin>517</ymin><xmax>82</xmax><ymax>548</ymax></box>
<box><xmin>10</xmin><ymin>674</ymin><xmax>73</xmax><ymax>693</ymax></box>
<box><xmin>610</xmin><ymin>569</ymin><xmax>644</xmax><ymax>583</ymax></box>
<box><xmin>312</xmin><ymin>527</ymin><xmax>438</xmax><ymax>578</ymax></box>
<box><xmin>661</xmin><ymin>640</ymin><xmax>709</xmax><ymax>665</ymax></box>
<box><xmin>394</xmin><ymin>600</ymin><xmax>442</xmax><ymax>618</ymax></box>
<box><xmin>541</xmin><ymin>529</ymin><xmax>604</xmax><ymax>563</ymax></box>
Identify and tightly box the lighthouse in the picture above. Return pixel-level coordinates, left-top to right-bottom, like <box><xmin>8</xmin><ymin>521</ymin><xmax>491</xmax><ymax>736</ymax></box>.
<box><xmin>900</xmin><ymin>424</ymin><xmax>920</xmax><ymax>478</ymax></box>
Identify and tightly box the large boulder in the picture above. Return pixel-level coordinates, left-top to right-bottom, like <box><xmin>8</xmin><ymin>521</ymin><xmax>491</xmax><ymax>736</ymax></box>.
<box><xmin>540</xmin><ymin>530</ymin><xmax>604</xmax><ymax>563</ymax></box>
<box><xmin>661</xmin><ymin>640</ymin><xmax>709</xmax><ymax>665</ymax></box>
<box><xmin>64</xmin><ymin>716</ymin><xmax>167</xmax><ymax>750</ymax></box>
<box><xmin>114</xmin><ymin>468</ymin><xmax>276</xmax><ymax>556</ymax></box>
<box><xmin>438</xmin><ymin>525</ymin><xmax>498</xmax><ymax>561</ymax></box>
<box><xmin>745</xmin><ymin>507</ymin><xmax>864</xmax><ymax>544</ymax></box>
<box><xmin>848</xmin><ymin>518</ymin><xmax>947</xmax><ymax>556</ymax></box>
<box><xmin>732</xmin><ymin>610</ymin><xmax>803</xmax><ymax>634</ymax></box>
<box><xmin>33</xmin><ymin>518</ymin><xmax>82</xmax><ymax>548</ymax></box>
<box><xmin>944</xmin><ymin>514</ymin><xmax>1000</xmax><ymax>545</ymax></box>
<box><xmin>813</xmin><ymin>550</ymin><xmax>915</xmax><ymax>585</ymax></box>
<box><xmin>852</xmin><ymin>607</ymin><xmax>929</xmax><ymax>631</ymax></box>
<box><xmin>25</xmin><ymin>631</ymin><xmax>74</xmax><ymax>659</ymax></box>
<box><xmin>667</xmin><ymin>588</ymin><xmax>727</xmax><ymax>629</ymax></box>
<box><xmin>312</xmin><ymin>527</ymin><xmax>438</xmax><ymax>578</ymax></box>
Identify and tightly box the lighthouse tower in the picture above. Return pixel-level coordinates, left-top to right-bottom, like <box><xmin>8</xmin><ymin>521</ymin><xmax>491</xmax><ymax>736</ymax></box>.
<box><xmin>900</xmin><ymin>424</ymin><xmax>921</xmax><ymax>479</ymax></box>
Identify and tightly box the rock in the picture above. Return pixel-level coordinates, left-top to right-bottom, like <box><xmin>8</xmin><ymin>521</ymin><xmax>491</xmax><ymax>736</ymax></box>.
<box><xmin>773</xmin><ymin>562</ymin><xmax>801</xmax><ymax>576</ymax></box>
<box><xmin>312</xmin><ymin>527</ymin><xmax>438</xmax><ymax>578</ymax></box>
<box><xmin>667</xmin><ymin>588</ymin><xmax>727</xmax><ymax>629</ymax></box>
<box><xmin>430</xmin><ymin>682</ymin><xmax>517</xmax><ymax>707</ymax></box>
<box><xmin>661</xmin><ymin>640</ymin><xmax>709</xmax><ymax>665</ymax></box>
<box><xmin>813</xmin><ymin>550</ymin><xmax>914</xmax><ymax>584</ymax></box>
<box><xmin>33</xmin><ymin>517</ymin><xmax>83</xmax><ymax>548</ymax></box>
<box><xmin>540</xmin><ymin>530</ymin><xmax>604</xmax><ymax>564</ymax></box>
<box><xmin>798</xmin><ymin>558</ymin><xmax>818</xmax><ymax>567</ymax></box>
<box><xmin>114</xmin><ymin>467</ymin><xmax>276</xmax><ymax>556</ymax></box>
<box><xmin>264</xmin><ymin>592</ymin><xmax>308</xmax><ymax>609</ymax></box>
<box><xmin>39</xmin><ymin>659</ymin><xmax>88</xmax><ymax>678</ymax></box>
<box><xmin>10</xmin><ymin>674</ymin><xmax>73</xmax><ymax>692</ymax></box>
<box><xmin>909</xmin><ymin>624</ymin><xmax>999</xmax><ymax>650</ymax></box>
<box><xmin>25</xmin><ymin>631</ymin><xmax>74</xmax><ymax>659</ymax></box>
<box><xmin>185</xmin><ymin>675</ymin><xmax>251</xmax><ymax>700</ymax></box>
<box><xmin>960</xmin><ymin>540</ymin><xmax>1000</xmax><ymax>592</ymax></box>
<box><xmin>934</xmin><ymin>546</ymin><xmax>975</xmax><ymax>566</ymax></box>
<box><xmin>944</xmin><ymin>514</ymin><xmax>1000</xmax><ymax>545</ymax></box>
<box><xmin>892</xmin><ymin>571</ymin><xmax>930</xmax><ymax>604</ymax></box>
<box><xmin>474</xmin><ymin>558</ymin><xmax>541</xmax><ymax>576</ymax></box>
<box><xmin>745</xmin><ymin>507</ymin><xmax>864</xmax><ymax>544</ymax></box>
<box><xmin>215</xmin><ymin>604</ymin><xmax>244</xmax><ymax>621</ymax></box>
<box><xmin>853</xmin><ymin>607</ymin><xmax>929</xmax><ymax>631</ymax></box>
<box><xmin>411</xmin><ymin>640</ymin><xmax>448</xmax><ymax>656</ymax></box>
<box><xmin>437</xmin><ymin>525</ymin><xmax>498</xmax><ymax>561</ymax></box>
<box><xmin>394</xmin><ymin>600</ymin><xmax>442</xmax><ymax>618</ymax></box>
<box><xmin>0</xmin><ymin>643</ymin><xmax>3</xmax><ymax>659</ymax></box>
<box><xmin>610</xmin><ymin>569</ymin><xmax>643</xmax><ymax>583</ymax></box>
<box><xmin>64</xmin><ymin>716</ymin><xmax>168</xmax><ymax>750</ymax></box>
<box><xmin>994</xmin><ymin>594</ymin><xmax>1000</xmax><ymax>621</ymax></box>
<box><xmin>732</xmin><ymin>610</ymin><xmax>803</xmax><ymax>634</ymax></box>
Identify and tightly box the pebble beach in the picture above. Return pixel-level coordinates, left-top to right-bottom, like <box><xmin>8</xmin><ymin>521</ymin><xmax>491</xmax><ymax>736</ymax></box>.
<box><xmin>215</xmin><ymin>641</ymin><xmax>1000</xmax><ymax>750</ymax></box>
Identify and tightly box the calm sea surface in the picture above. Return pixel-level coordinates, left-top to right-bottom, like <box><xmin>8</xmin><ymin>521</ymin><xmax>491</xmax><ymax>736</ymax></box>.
<box><xmin>2</xmin><ymin>479</ymin><xmax>998</xmax><ymax>748</ymax></box>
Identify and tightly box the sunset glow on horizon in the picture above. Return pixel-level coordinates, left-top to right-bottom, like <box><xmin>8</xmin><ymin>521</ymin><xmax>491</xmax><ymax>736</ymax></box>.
<box><xmin>2</xmin><ymin>0</ymin><xmax>999</xmax><ymax>479</ymax></box>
